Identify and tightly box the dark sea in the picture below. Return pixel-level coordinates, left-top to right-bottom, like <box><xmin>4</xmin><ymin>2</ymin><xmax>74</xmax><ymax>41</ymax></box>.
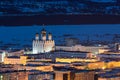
<box><xmin>0</xmin><ymin>24</ymin><xmax>120</xmax><ymax>49</ymax></box>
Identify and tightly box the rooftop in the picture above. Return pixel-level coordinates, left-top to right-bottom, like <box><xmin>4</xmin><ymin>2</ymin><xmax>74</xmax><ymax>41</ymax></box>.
<box><xmin>7</xmin><ymin>56</ymin><xmax>20</xmax><ymax>58</ymax></box>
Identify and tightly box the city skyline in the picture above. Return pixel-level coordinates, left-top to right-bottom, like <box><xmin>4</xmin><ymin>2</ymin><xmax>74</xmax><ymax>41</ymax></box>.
<box><xmin>0</xmin><ymin>0</ymin><xmax>120</xmax><ymax>80</ymax></box>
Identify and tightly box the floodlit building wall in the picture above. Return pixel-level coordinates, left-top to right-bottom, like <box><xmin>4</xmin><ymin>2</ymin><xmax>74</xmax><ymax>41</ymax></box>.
<box><xmin>87</xmin><ymin>62</ymin><xmax>105</xmax><ymax>69</ymax></box>
<box><xmin>4</xmin><ymin>56</ymin><xmax>28</xmax><ymax>65</ymax></box>
<box><xmin>4</xmin><ymin>57</ymin><xmax>21</xmax><ymax>64</ymax></box>
<box><xmin>36</xmin><ymin>66</ymin><xmax>53</xmax><ymax>72</ymax></box>
<box><xmin>54</xmin><ymin>71</ymin><xmax>71</xmax><ymax>80</ymax></box>
<box><xmin>74</xmin><ymin>71</ymin><xmax>95</xmax><ymax>80</ymax></box>
<box><xmin>107</xmin><ymin>61</ymin><xmax>120</xmax><ymax>68</ymax></box>
<box><xmin>98</xmin><ymin>77</ymin><xmax>120</xmax><ymax>80</ymax></box>
<box><xmin>56</xmin><ymin>58</ymin><xmax>98</xmax><ymax>63</ymax></box>
<box><xmin>54</xmin><ymin>70</ymin><xmax>95</xmax><ymax>80</ymax></box>
<box><xmin>33</xmin><ymin>29</ymin><xmax>55</xmax><ymax>54</ymax></box>
<box><xmin>56</xmin><ymin>45</ymin><xmax>108</xmax><ymax>54</ymax></box>
<box><xmin>0</xmin><ymin>51</ymin><xmax>6</xmax><ymax>62</ymax></box>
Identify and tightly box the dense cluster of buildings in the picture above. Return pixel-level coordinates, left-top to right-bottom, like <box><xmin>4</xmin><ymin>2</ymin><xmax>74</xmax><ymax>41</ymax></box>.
<box><xmin>1</xmin><ymin>28</ymin><xmax>120</xmax><ymax>80</ymax></box>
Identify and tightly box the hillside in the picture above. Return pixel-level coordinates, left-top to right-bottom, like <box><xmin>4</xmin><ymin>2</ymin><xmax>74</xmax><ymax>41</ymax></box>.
<box><xmin>0</xmin><ymin>0</ymin><xmax>119</xmax><ymax>16</ymax></box>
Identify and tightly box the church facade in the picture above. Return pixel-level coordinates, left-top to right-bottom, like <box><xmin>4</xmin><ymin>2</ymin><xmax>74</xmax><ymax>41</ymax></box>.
<box><xmin>33</xmin><ymin>28</ymin><xmax>55</xmax><ymax>54</ymax></box>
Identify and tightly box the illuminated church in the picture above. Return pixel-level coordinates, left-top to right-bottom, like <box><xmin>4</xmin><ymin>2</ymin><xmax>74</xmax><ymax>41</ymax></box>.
<box><xmin>33</xmin><ymin>28</ymin><xmax>55</xmax><ymax>54</ymax></box>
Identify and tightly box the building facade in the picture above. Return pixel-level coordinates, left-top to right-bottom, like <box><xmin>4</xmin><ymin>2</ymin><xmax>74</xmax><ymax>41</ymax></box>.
<box><xmin>54</xmin><ymin>70</ymin><xmax>95</xmax><ymax>80</ymax></box>
<box><xmin>0</xmin><ymin>50</ymin><xmax>6</xmax><ymax>62</ymax></box>
<box><xmin>33</xmin><ymin>28</ymin><xmax>55</xmax><ymax>54</ymax></box>
<box><xmin>56</xmin><ymin>45</ymin><xmax>109</xmax><ymax>54</ymax></box>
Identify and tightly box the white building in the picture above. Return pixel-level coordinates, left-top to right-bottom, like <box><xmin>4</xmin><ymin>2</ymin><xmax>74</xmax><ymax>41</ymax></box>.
<box><xmin>33</xmin><ymin>28</ymin><xmax>55</xmax><ymax>54</ymax></box>
<box><xmin>56</xmin><ymin>45</ymin><xmax>109</xmax><ymax>54</ymax></box>
<box><xmin>0</xmin><ymin>50</ymin><xmax>6</xmax><ymax>62</ymax></box>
